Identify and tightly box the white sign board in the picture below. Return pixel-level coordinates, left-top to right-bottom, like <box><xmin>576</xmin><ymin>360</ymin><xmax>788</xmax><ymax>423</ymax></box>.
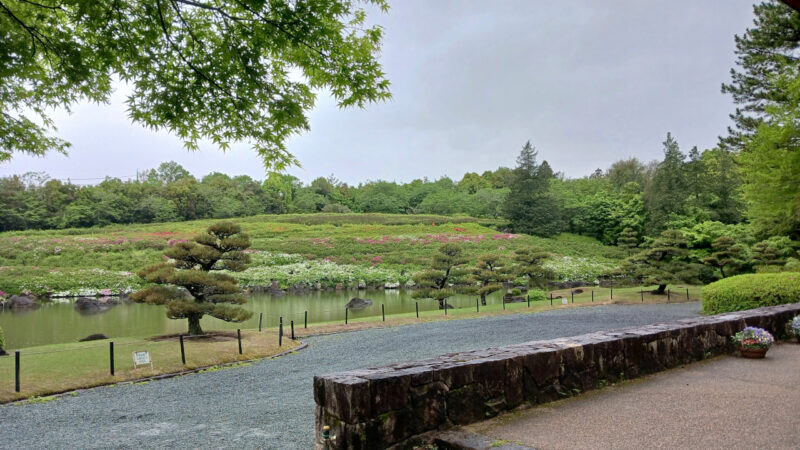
<box><xmin>561</xmin><ymin>298</ymin><xmax>568</xmax><ymax>305</ymax></box>
<box><xmin>133</xmin><ymin>351</ymin><xmax>152</xmax><ymax>369</ymax></box>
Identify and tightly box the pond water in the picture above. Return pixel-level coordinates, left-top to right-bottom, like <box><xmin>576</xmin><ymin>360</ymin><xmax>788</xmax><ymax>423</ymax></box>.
<box><xmin>0</xmin><ymin>290</ymin><xmax>509</xmax><ymax>348</ymax></box>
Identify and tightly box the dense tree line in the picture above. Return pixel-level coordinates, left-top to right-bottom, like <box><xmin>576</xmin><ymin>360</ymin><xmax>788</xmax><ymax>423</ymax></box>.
<box><xmin>0</xmin><ymin>132</ymin><xmax>746</xmax><ymax>243</ymax></box>
<box><xmin>0</xmin><ymin>162</ymin><xmax>512</xmax><ymax>231</ymax></box>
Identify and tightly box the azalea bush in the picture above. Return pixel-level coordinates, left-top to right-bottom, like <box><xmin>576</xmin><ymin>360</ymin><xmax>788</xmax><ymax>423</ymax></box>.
<box><xmin>543</xmin><ymin>256</ymin><xmax>616</xmax><ymax>283</ymax></box>
<box><xmin>231</xmin><ymin>258</ymin><xmax>409</xmax><ymax>289</ymax></box>
<box><xmin>0</xmin><ymin>214</ymin><xmax>625</xmax><ymax>295</ymax></box>
<box><xmin>528</xmin><ymin>289</ymin><xmax>547</xmax><ymax>302</ymax></box>
<box><xmin>7</xmin><ymin>268</ymin><xmax>145</xmax><ymax>297</ymax></box>
<box><xmin>732</xmin><ymin>327</ymin><xmax>774</xmax><ymax>349</ymax></box>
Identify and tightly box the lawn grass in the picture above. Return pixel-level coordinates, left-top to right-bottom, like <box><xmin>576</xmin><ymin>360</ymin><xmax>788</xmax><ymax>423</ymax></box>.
<box><xmin>0</xmin><ymin>329</ymin><xmax>298</xmax><ymax>403</ymax></box>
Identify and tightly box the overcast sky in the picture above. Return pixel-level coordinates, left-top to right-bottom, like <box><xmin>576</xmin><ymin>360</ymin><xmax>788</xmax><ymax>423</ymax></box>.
<box><xmin>0</xmin><ymin>0</ymin><xmax>758</xmax><ymax>185</ymax></box>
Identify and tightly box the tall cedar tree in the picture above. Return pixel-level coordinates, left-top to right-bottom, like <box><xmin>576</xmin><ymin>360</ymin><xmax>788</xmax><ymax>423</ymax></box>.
<box><xmin>685</xmin><ymin>146</ymin><xmax>706</xmax><ymax>208</ymax></box>
<box><xmin>644</xmin><ymin>133</ymin><xmax>687</xmax><ymax>233</ymax></box>
<box><xmin>412</xmin><ymin>244</ymin><xmax>470</xmax><ymax>309</ymax></box>
<box><xmin>702</xmin><ymin>149</ymin><xmax>744</xmax><ymax>224</ymax></box>
<box><xmin>623</xmin><ymin>229</ymin><xmax>692</xmax><ymax>294</ymax></box>
<box><xmin>721</xmin><ymin>1</ymin><xmax>800</xmax><ymax>150</ymax></box>
<box><xmin>502</xmin><ymin>141</ymin><xmax>562</xmax><ymax>237</ymax></box>
<box><xmin>470</xmin><ymin>254</ymin><xmax>514</xmax><ymax>305</ymax></box>
<box><xmin>701</xmin><ymin>236</ymin><xmax>746</xmax><ymax>278</ymax></box>
<box><xmin>513</xmin><ymin>247</ymin><xmax>553</xmax><ymax>289</ymax></box>
<box><xmin>0</xmin><ymin>0</ymin><xmax>391</xmax><ymax>167</ymax></box>
<box><xmin>131</xmin><ymin>222</ymin><xmax>253</xmax><ymax>335</ymax></box>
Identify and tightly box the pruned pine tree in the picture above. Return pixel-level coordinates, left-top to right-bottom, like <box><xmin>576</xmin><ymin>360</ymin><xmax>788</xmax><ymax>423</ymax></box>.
<box><xmin>471</xmin><ymin>254</ymin><xmax>514</xmax><ymax>306</ymax></box>
<box><xmin>617</xmin><ymin>227</ymin><xmax>639</xmax><ymax>255</ymax></box>
<box><xmin>623</xmin><ymin>229</ymin><xmax>691</xmax><ymax>294</ymax></box>
<box><xmin>412</xmin><ymin>244</ymin><xmax>470</xmax><ymax>309</ymax></box>
<box><xmin>751</xmin><ymin>241</ymin><xmax>785</xmax><ymax>269</ymax></box>
<box><xmin>131</xmin><ymin>222</ymin><xmax>253</xmax><ymax>335</ymax></box>
<box><xmin>701</xmin><ymin>236</ymin><xmax>745</xmax><ymax>278</ymax></box>
<box><xmin>513</xmin><ymin>247</ymin><xmax>553</xmax><ymax>289</ymax></box>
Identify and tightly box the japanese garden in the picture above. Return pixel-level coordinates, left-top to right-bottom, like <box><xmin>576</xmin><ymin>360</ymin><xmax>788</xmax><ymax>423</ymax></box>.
<box><xmin>1</xmin><ymin>1</ymin><xmax>799</xmax><ymax>449</ymax></box>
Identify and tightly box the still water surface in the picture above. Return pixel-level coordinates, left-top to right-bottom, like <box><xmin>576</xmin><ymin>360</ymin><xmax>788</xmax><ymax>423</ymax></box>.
<box><xmin>0</xmin><ymin>290</ymin><xmax>508</xmax><ymax>348</ymax></box>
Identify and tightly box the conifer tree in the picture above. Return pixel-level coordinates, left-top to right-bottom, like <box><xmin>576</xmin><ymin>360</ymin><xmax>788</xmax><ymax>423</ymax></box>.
<box><xmin>131</xmin><ymin>222</ymin><xmax>253</xmax><ymax>335</ymax></box>
<box><xmin>751</xmin><ymin>240</ymin><xmax>786</xmax><ymax>269</ymax></box>
<box><xmin>721</xmin><ymin>1</ymin><xmax>800</xmax><ymax>149</ymax></box>
<box><xmin>470</xmin><ymin>254</ymin><xmax>514</xmax><ymax>305</ymax></box>
<box><xmin>617</xmin><ymin>227</ymin><xmax>640</xmax><ymax>255</ymax></box>
<box><xmin>412</xmin><ymin>244</ymin><xmax>470</xmax><ymax>309</ymax></box>
<box><xmin>502</xmin><ymin>141</ymin><xmax>562</xmax><ymax>236</ymax></box>
<box><xmin>701</xmin><ymin>236</ymin><xmax>746</xmax><ymax>278</ymax></box>
<box><xmin>644</xmin><ymin>133</ymin><xmax>688</xmax><ymax>233</ymax></box>
<box><xmin>623</xmin><ymin>229</ymin><xmax>692</xmax><ymax>294</ymax></box>
<box><xmin>513</xmin><ymin>247</ymin><xmax>553</xmax><ymax>289</ymax></box>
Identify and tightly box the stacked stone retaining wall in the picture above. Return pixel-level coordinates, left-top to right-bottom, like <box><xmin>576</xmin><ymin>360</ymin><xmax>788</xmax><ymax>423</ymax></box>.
<box><xmin>313</xmin><ymin>303</ymin><xmax>800</xmax><ymax>449</ymax></box>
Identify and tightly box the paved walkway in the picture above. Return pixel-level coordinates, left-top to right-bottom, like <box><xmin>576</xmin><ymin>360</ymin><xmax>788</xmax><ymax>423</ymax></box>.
<box><xmin>467</xmin><ymin>343</ymin><xmax>800</xmax><ymax>450</ymax></box>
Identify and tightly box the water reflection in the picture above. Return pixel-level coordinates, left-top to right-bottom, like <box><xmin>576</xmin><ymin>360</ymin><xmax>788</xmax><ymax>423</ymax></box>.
<box><xmin>0</xmin><ymin>290</ymin><xmax>507</xmax><ymax>348</ymax></box>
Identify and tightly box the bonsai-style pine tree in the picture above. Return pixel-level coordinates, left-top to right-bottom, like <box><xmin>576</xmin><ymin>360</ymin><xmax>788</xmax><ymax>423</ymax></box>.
<box><xmin>617</xmin><ymin>227</ymin><xmax>639</xmax><ymax>256</ymax></box>
<box><xmin>470</xmin><ymin>254</ymin><xmax>514</xmax><ymax>305</ymax></box>
<box><xmin>131</xmin><ymin>222</ymin><xmax>253</xmax><ymax>335</ymax></box>
<box><xmin>623</xmin><ymin>229</ymin><xmax>691</xmax><ymax>294</ymax></box>
<box><xmin>702</xmin><ymin>236</ymin><xmax>746</xmax><ymax>278</ymax></box>
<box><xmin>513</xmin><ymin>247</ymin><xmax>553</xmax><ymax>289</ymax></box>
<box><xmin>412</xmin><ymin>244</ymin><xmax>470</xmax><ymax>309</ymax></box>
<box><xmin>751</xmin><ymin>241</ymin><xmax>785</xmax><ymax>269</ymax></box>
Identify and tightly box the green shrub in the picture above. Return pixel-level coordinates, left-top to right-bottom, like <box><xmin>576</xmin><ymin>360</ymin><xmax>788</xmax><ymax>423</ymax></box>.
<box><xmin>528</xmin><ymin>289</ymin><xmax>547</xmax><ymax>302</ymax></box>
<box><xmin>702</xmin><ymin>272</ymin><xmax>800</xmax><ymax>314</ymax></box>
<box><xmin>511</xmin><ymin>288</ymin><xmax>522</xmax><ymax>296</ymax></box>
<box><xmin>0</xmin><ymin>326</ymin><xmax>5</xmax><ymax>351</ymax></box>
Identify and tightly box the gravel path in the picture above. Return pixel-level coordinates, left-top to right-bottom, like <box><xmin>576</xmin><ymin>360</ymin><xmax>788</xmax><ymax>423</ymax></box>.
<box><xmin>0</xmin><ymin>303</ymin><xmax>702</xmax><ymax>449</ymax></box>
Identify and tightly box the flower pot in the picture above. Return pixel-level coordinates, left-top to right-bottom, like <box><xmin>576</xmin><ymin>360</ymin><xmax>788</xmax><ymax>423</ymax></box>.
<box><xmin>739</xmin><ymin>347</ymin><xmax>768</xmax><ymax>359</ymax></box>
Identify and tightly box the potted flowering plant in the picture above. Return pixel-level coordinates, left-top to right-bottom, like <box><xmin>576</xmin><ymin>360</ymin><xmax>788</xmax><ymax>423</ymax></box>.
<box><xmin>732</xmin><ymin>326</ymin><xmax>774</xmax><ymax>359</ymax></box>
<box><xmin>791</xmin><ymin>315</ymin><xmax>800</xmax><ymax>344</ymax></box>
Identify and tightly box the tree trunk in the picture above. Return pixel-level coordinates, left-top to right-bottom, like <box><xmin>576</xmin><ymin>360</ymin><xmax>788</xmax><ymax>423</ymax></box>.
<box><xmin>480</xmin><ymin>293</ymin><xmax>487</xmax><ymax>306</ymax></box>
<box><xmin>720</xmin><ymin>266</ymin><xmax>726</xmax><ymax>278</ymax></box>
<box><xmin>188</xmin><ymin>314</ymin><xmax>204</xmax><ymax>336</ymax></box>
<box><xmin>654</xmin><ymin>284</ymin><xmax>667</xmax><ymax>295</ymax></box>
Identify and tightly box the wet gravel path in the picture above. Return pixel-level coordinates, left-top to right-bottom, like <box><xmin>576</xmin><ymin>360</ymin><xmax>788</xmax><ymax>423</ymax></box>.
<box><xmin>0</xmin><ymin>303</ymin><xmax>702</xmax><ymax>449</ymax></box>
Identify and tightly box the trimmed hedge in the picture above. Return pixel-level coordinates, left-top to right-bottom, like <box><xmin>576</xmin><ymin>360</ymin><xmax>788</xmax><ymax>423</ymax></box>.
<box><xmin>702</xmin><ymin>272</ymin><xmax>800</xmax><ymax>314</ymax></box>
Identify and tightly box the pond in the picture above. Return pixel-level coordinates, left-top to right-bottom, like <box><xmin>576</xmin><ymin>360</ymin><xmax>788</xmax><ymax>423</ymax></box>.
<box><xmin>0</xmin><ymin>290</ymin><xmax>509</xmax><ymax>348</ymax></box>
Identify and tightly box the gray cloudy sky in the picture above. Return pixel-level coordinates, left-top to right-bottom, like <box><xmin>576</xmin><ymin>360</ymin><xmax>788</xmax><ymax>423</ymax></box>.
<box><xmin>0</xmin><ymin>0</ymin><xmax>757</xmax><ymax>185</ymax></box>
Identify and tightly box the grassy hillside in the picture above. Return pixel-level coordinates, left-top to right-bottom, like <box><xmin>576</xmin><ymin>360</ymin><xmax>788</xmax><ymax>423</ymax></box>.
<box><xmin>0</xmin><ymin>213</ymin><xmax>625</xmax><ymax>296</ymax></box>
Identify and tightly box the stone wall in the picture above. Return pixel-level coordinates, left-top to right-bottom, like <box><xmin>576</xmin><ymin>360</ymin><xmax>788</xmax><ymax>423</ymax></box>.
<box><xmin>313</xmin><ymin>303</ymin><xmax>800</xmax><ymax>449</ymax></box>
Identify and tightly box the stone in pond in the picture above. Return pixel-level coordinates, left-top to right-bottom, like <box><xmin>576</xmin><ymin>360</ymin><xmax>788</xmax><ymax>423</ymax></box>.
<box><xmin>346</xmin><ymin>298</ymin><xmax>373</xmax><ymax>309</ymax></box>
<box><xmin>79</xmin><ymin>333</ymin><xmax>109</xmax><ymax>342</ymax></box>
<box><xmin>6</xmin><ymin>295</ymin><xmax>39</xmax><ymax>309</ymax></box>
